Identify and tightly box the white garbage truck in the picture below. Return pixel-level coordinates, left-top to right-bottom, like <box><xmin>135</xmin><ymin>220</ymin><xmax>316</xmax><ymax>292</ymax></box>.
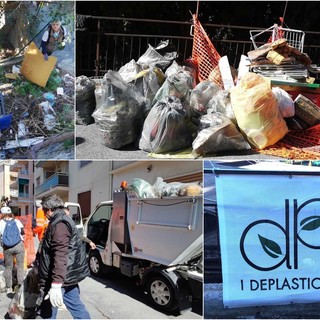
<box><xmin>81</xmin><ymin>186</ymin><xmax>203</xmax><ymax>313</ymax></box>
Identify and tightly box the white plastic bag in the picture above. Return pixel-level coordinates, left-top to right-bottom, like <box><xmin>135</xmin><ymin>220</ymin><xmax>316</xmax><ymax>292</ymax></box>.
<box><xmin>272</xmin><ymin>87</ymin><xmax>295</xmax><ymax>118</ymax></box>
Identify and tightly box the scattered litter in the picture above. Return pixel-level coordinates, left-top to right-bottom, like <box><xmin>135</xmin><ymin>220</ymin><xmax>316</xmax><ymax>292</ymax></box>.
<box><xmin>39</xmin><ymin>101</ymin><xmax>56</xmax><ymax>130</ymax></box>
<box><xmin>0</xmin><ymin>114</ymin><xmax>12</xmax><ymax>130</ymax></box>
<box><xmin>43</xmin><ymin>92</ymin><xmax>56</xmax><ymax>106</ymax></box>
<box><xmin>17</xmin><ymin>120</ymin><xmax>28</xmax><ymax>138</ymax></box>
<box><xmin>5</xmin><ymin>73</ymin><xmax>19</xmax><ymax>80</ymax></box>
<box><xmin>12</xmin><ymin>65</ymin><xmax>20</xmax><ymax>74</ymax></box>
<box><xmin>4</xmin><ymin>136</ymin><xmax>45</xmax><ymax>149</ymax></box>
<box><xmin>57</xmin><ymin>87</ymin><xmax>64</xmax><ymax>95</ymax></box>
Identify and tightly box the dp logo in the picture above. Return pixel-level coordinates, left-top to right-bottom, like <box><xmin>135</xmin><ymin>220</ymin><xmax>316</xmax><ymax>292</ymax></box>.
<box><xmin>240</xmin><ymin>198</ymin><xmax>320</xmax><ymax>271</ymax></box>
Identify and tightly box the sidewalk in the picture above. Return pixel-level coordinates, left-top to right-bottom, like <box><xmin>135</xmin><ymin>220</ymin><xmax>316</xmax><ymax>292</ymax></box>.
<box><xmin>204</xmin><ymin>283</ymin><xmax>320</xmax><ymax>319</ymax></box>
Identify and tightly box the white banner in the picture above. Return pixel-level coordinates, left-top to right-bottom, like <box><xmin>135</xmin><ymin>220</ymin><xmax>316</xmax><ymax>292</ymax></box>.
<box><xmin>216</xmin><ymin>170</ymin><xmax>320</xmax><ymax>308</ymax></box>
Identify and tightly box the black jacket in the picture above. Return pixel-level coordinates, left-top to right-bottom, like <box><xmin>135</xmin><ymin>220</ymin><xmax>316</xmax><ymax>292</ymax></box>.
<box><xmin>38</xmin><ymin>209</ymin><xmax>89</xmax><ymax>289</ymax></box>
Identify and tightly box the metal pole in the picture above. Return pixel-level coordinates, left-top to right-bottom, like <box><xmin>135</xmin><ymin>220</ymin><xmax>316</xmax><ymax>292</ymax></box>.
<box><xmin>196</xmin><ymin>0</ymin><xmax>200</xmax><ymax>19</ymax></box>
<box><xmin>95</xmin><ymin>19</ymin><xmax>101</xmax><ymax>76</ymax></box>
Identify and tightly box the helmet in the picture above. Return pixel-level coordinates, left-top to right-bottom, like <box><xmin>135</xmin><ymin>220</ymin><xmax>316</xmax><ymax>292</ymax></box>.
<box><xmin>35</xmin><ymin>200</ymin><xmax>42</xmax><ymax>207</ymax></box>
<box><xmin>1</xmin><ymin>206</ymin><xmax>12</xmax><ymax>214</ymax></box>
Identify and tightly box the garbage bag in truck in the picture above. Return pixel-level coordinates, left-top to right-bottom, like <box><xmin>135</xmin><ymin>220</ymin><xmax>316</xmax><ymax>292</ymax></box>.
<box><xmin>128</xmin><ymin>178</ymin><xmax>156</xmax><ymax>198</ymax></box>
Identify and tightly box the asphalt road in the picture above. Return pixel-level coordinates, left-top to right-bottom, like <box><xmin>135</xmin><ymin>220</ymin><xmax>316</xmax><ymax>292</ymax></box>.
<box><xmin>76</xmin><ymin>124</ymin><xmax>281</xmax><ymax>160</ymax></box>
<box><xmin>0</xmin><ymin>237</ymin><xmax>201</xmax><ymax>319</ymax></box>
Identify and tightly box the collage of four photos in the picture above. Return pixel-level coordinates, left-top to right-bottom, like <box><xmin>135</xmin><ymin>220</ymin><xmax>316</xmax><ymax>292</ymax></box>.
<box><xmin>0</xmin><ymin>1</ymin><xmax>320</xmax><ymax>319</ymax></box>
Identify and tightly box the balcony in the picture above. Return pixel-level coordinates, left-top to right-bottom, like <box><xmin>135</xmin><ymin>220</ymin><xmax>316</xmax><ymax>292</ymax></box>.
<box><xmin>18</xmin><ymin>192</ymin><xmax>29</xmax><ymax>198</ymax></box>
<box><xmin>35</xmin><ymin>173</ymin><xmax>69</xmax><ymax>196</ymax></box>
<box><xmin>10</xmin><ymin>189</ymin><xmax>18</xmax><ymax>198</ymax></box>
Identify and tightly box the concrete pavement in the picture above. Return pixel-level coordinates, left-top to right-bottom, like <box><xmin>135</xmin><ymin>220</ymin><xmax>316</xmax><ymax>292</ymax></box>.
<box><xmin>76</xmin><ymin>124</ymin><xmax>282</xmax><ymax>160</ymax></box>
<box><xmin>204</xmin><ymin>283</ymin><xmax>320</xmax><ymax>319</ymax></box>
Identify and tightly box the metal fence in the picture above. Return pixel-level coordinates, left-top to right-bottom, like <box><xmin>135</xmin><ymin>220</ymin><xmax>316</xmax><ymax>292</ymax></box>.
<box><xmin>76</xmin><ymin>15</ymin><xmax>320</xmax><ymax>77</ymax></box>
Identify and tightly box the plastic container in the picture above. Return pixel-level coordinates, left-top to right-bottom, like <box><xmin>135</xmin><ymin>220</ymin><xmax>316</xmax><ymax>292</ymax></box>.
<box><xmin>0</xmin><ymin>114</ymin><xmax>12</xmax><ymax>130</ymax></box>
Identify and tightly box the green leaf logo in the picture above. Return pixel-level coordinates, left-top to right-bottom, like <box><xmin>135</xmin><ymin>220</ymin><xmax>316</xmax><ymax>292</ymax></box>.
<box><xmin>258</xmin><ymin>234</ymin><xmax>282</xmax><ymax>259</ymax></box>
<box><xmin>300</xmin><ymin>216</ymin><xmax>320</xmax><ymax>231</ymax></box>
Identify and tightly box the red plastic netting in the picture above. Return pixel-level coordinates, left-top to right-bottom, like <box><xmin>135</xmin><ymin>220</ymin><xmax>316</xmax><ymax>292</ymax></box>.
<box><xmin>191</xmin><ymin>14</ymin><xmax>221</xmax><ymax>83</ymax></box>
<box><xmin>259</xmin><ymin>124</ymin><xmax>320</xmax><ymax>159</ymax></box>
<box><xmin>16</xmin><ymin>214</ymin><xmax>36</xmax><ymax>267</ymax></box>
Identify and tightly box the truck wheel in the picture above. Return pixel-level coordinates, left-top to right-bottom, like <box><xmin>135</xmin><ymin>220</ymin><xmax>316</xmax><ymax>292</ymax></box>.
<box><xmin>88</xmin><ymin>251</ymin><xmax>103</xmax><ymax>276</ymax></box>
<box><xmin>147</xmin><ymin>275</ymin><xmax>177</xmax><ymax>312</ymax></box>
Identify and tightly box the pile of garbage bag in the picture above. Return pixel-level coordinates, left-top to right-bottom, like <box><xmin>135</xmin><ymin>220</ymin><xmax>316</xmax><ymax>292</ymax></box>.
<box><xmin>128</xmin><ymin>177</ymin><xmax>203</xmax><ymax>199</ymax></box>
<box><xmin>76</xmin><ymin>36</ymin><xmax>317</xmax><ymax>156</ymax></box>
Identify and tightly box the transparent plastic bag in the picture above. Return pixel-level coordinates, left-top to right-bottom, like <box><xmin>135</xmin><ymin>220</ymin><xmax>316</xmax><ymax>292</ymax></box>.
<box><xmin>8</xmin><ymin>267</ymin><xmax>39</xmax><ymax>319</ymax></box>
<box><xmin>133</xmin><ymin>67</ymin><xmax>165</xmax><ymax>111</ymax></box>
<box><xmin>190</xmin><ymin>81</ymin><xmax>220</xmax><ymax>114</ymax></box>
<box><xmin>272</xmin><ymin>87</ymin><xmax>295</xmax><ymax>118</ymax></box>
<box><xmin>207</xmin><ymin>90</ymin><xmax>236</xmax><ymax>123</ymax></box>
<box><xmin>137</xmin><ymin>40</ymin><xmax>178</xmax><ymax>70</ymax></box>
<box><xmin>118</xmin><ymin>59</ymin><xmax>140</xmax><ymax>83</ymax></box>
<box><xmin>152</xmin><ymin>69</ymin><xmax>196</xmax><ymax>107</ymax></box>
<box><xmin>139</xmin><ymin>96</ymin><xmax>193</xmax><ymax>153</ymax></box>
<box><xmin>128</xmin><ymin>178</ymin><xmax>156</xmax><ymax>198</ymax></box>
<box><xmin>192</xmin><ymin>113</ymin><xmax>251</xmax><ymax>156</ymax></box>
<box><xmin>93</xmin><ymin>99</ymin><xmax>144</xmax><ymax>149</ymax></box>
<box><xmin>230</xmin><ymin>73</ymin><xmax>288</xmax><ymax>149</ymax></box>
<box><xmin>92</xmin><ymin>71</ymin><xmax>145</xmax><ymax>149</ymax></box>
<box><xmin>153</xmin><ymin>177</ymin><xmax>183</xmax><ymax>197</ymax></box>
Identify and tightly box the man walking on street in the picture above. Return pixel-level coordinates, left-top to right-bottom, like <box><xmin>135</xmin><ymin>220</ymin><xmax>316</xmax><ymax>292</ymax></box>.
<box><xmin>36</xmin><ymin>194</ymin><xmax>90</xmax><ymax>319</ymax></box>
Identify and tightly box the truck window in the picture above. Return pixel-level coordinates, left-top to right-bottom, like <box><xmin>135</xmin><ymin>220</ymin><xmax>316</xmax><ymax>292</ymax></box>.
<box><xmin>87</xmin><ymin>204</ymin><xmax>112</xmax><ymax>247</ymax></box>
<box><xmin>67</xmin><ymin>206</ymin><xmax>81</xmax><ymax>225</ymax></box>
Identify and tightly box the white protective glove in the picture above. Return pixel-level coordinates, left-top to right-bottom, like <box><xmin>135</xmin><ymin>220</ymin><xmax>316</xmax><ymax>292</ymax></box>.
<box><xmin>45</xmin><ymin>283</ymin><xmax>64</xmax><ymax>307</ymax></box>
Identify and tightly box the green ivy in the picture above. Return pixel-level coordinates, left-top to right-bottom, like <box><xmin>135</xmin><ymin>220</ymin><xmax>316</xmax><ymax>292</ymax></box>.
<box><xmin>13</xmin><ymin>69</ymin><xmax>62</xmax><ymax>98</ymax></box>
<box><xmin>63</xmin><ymin>138</ymin><xmax>74</xmax><ymax>150</ymax></box>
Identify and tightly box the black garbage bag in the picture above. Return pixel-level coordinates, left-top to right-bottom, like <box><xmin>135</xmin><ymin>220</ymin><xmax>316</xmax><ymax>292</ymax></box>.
<box><xmin>139</xmin><ymin>96</ymin><xmax>193</xmax><ymax>153</ymax></box>
<box><xmin>76</xmin><ymin>76</ymin><xmax>96</xmax><ymax>125</ymax></box>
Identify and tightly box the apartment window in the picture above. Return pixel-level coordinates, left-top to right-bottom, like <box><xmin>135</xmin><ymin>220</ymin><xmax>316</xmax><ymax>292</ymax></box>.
<box><xmin>26</xmin><ymin>205</ymin><xmax>29</xmax><ymax>214</ymax></box>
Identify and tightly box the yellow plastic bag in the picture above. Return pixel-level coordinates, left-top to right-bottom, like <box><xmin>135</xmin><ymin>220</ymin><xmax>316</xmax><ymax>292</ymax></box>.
<box><xmin>20</xmin><ymin>42</ymin><xmax>57</xmax><ymax>88</ymax></box>
<box><xmin>230</xmin><ymin>73</ymin><xmax>288</xmax><ymax>149</ymax></box>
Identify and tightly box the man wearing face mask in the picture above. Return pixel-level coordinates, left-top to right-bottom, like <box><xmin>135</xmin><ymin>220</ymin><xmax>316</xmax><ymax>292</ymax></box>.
<box><xmin>36</xmin><ymin>194</ymin><xmax>90</xmax><ymax>319</ymax></box>
<box><xmin>40</xmin><ymin>19</ymin><xmax>67</xmax><ymax>61</ymax></box>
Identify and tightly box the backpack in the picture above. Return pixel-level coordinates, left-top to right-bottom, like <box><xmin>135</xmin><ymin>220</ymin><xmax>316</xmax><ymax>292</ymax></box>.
<box><xmin>2</xmin><ymin>219</ymin><xmax>21</xmax><ymax>248</ymax></box>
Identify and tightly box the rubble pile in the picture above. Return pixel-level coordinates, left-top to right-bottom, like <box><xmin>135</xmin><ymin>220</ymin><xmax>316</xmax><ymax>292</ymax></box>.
<box><xmin>248</xmin><ymin>38</ymin><xmax>312</xmax><ymax>82</ymax></box>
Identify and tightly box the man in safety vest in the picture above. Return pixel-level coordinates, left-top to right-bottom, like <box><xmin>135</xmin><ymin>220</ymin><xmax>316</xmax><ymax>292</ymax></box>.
<box><xmin>33</xmin><ymin>200</ymin><xmax>48</xmax><ymax>241</ymax></box>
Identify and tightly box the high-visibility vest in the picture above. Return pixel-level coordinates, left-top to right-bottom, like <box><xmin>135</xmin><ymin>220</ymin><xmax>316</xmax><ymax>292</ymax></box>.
<box><xmin>33</xmin><ymin>207</ymin><xmax>48</xmax><ymax>240</ymax></box>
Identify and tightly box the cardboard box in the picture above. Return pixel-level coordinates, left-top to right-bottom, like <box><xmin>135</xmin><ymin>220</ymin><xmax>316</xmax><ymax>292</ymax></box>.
<box><xmin>294</xmin><ymin>94</ymin><xmax>320</xmax><ymax>127</ymax></box>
